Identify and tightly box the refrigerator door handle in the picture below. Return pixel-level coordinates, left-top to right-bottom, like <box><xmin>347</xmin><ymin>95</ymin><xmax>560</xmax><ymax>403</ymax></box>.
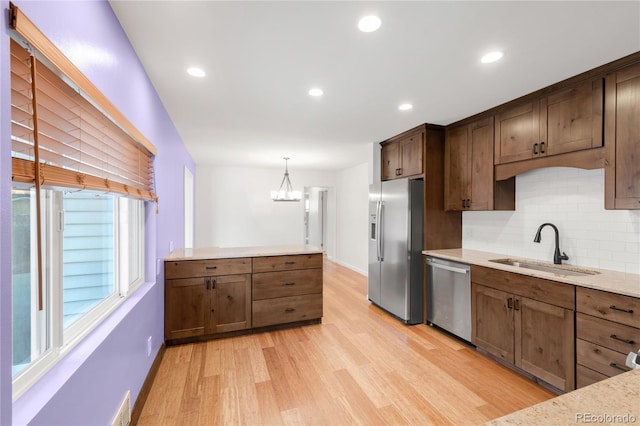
<box><xmin>426</xmin><ymin>260</ymin><xmax>469</xmax><ymax>275</ymax></box>
<box><xmin>378</xmin><ymin>201</ymin><xmax>384</xmax><ymax>261</ymax></box>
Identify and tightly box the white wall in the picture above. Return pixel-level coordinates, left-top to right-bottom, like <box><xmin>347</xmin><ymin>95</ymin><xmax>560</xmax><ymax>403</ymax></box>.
<box><xmin>463</xmin><ymin>167</ymin><xmax>640</xmax><ymax>274</ymax></box>
<box><xmin>195</xmin><ymin>162</ymin><xmax>371</xmax><ymax>275</ymax></box>
<box><xmin>196</xmin><ymin>165</ymin><xmax>337</xmax><ymax>259</ymax></box>
<box><xmin>335</xmin><ymin>162</ymin><xmax>370</xmax><ymax>274</ymax></box>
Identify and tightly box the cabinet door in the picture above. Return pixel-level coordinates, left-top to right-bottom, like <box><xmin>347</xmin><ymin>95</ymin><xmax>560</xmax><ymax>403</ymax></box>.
<box><xmin>495</xmin><ymin>101</ymin><xmax>542</xmax><ymax>164</ymax></box>
<box><xmin>516</xmin><ymin>297</ymin><xmax>575</xmax><ymax>392</ymax></box>
<box><xmin>381</xmin><ymin>142</ymin><xmax>399</xmax><ymax>180</ymax></box>
<box><xmin>468</xmin><ymin>117</ymin><xmax>495</xmax><ymax>210</ymax></box>
<box><xmin>208</xmin><ymin>274</ymin><xmax>251</xmax><ymax>334</ymax></box>
<box><xmin>472</xmin><ymin>284</ymin><xmax>515</xmax><ymax>363</ymax></box>
<box><xmin>399</xmin><ymin>132</ymin><xmax>423</xmax><ymax>177</ymax></box>
<box><xmin>165</xmin><ymin>277</ymin><xmax>206</xmax><ymax>340</ymax></box>
<box><xmin>546</xmin><ymin>79</ymin><xmax>603</xmax><ymax>156</ymax></box>
<box><xmin>605</xmin><ymin>63</ymin><xmax>640</xmax><ymax>209</ymax></box>
<box><xmin>444</xmin><ymin>125</ymin><xmax>469</xmax><ymax>211</ymax></box>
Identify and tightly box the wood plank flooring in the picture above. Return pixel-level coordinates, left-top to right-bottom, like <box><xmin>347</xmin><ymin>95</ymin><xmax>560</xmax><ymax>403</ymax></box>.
<box><xmin>137</xmin><ymin>259</ymin><xmax>555</xmax><ymax>425</ymax></box>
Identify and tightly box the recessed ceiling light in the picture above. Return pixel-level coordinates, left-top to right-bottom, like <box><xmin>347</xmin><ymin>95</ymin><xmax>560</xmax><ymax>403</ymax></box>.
<box><xmin>481</xmin><ymin>51</ymin><xmax>504</xmax><ymax>64</ymax></box>
<box><xmin>308</xmin><ymin>88</ymin><xmax>324</xmax><ymax>97</ymax></box>
<box><xmin>187</xmin><ymin>67</ymin><xmax>206</xmax><ymax>77</ymax></box>
<box><xmin>358</xmin><ymin>15</ymin><xmax>381</xmax><ymax>32</ymax></box>
<box><xmin>398</xmin><ymin>103</ymin><xmax>413</xmax><ymax>111</ymax></box>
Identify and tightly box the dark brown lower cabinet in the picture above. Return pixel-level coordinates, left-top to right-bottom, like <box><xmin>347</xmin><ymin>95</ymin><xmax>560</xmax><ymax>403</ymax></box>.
<box><xmin>165</xmin><ymin>273</ymin><xmax>251</xmax><ymax>340</ymax></box>
<box><xmin>471</xmin><ymin>266</ymin><xmax>575</xmax><ymax>392</ymax></box>
<box><xmin>165</xmin><ymin>253</ymin><xmax>323</xmax><ymax>344</ymax></box>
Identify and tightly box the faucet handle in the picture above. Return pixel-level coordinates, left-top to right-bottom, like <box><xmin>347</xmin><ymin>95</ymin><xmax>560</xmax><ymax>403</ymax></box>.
<box><xmin>560</xmin><ymin>252</ymin><xmax>569</xmax><ymax>260</ymax></box>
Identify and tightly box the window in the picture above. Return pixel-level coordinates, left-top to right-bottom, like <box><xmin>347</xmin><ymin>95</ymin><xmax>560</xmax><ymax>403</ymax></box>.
<box><xmin>9</xmin><ymin>4</ymin><xmax>155</xmax><ymax>397</ymax></box>
<box><xmin>11</xmin><ymin>187</ymin><xmax>144</xmax><ymax>395</ymax></box>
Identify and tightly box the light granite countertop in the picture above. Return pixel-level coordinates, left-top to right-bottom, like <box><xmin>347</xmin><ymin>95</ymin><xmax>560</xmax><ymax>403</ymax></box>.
<box><xmin>423</xmin><ymin>248</ymin><xmax>640</xmax><ymax>298</ymax></box>
<box><xmin>486</xmin><ymin>369</ymin><xmax>640</xmax><ymax>425</ymax></box>
<box><xmin>166</xmin><ymin>244</ymin><xmax>323</xmax><ymax>261</ymax></box>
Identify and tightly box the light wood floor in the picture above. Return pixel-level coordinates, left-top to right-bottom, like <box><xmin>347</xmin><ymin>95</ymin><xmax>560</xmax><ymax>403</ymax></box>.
<box><xmin>137</xmin><ymin>259</ymin><xmax>555</xmax><ymax>425</ymax></box>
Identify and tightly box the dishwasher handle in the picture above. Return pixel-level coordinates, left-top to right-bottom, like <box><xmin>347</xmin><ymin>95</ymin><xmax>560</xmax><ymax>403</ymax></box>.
<box><xmin>426</xmin><ymin>259</ymin><xmax>469</xmax><ymax>275</ymax></box>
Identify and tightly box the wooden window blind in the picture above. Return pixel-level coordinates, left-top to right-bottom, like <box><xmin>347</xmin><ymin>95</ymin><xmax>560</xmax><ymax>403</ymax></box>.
<box><xmin>9</xmin><ymin>5</ymin><xmax>157</xmax><ymax>202</ymax></box>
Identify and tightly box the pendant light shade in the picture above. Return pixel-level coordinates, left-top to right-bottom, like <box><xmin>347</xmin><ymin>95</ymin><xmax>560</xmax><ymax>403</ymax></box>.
<box><xmin>271</xmin><ymin>157</ymin><xmax>302</xmax><ymax>202</ymax></box>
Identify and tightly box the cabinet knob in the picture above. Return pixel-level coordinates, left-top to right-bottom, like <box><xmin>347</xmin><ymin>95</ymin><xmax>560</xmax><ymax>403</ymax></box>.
<box><xmin>507</xmin><ymin>297</ymin><xmax>513</xmax><ymax>309</ymax></box>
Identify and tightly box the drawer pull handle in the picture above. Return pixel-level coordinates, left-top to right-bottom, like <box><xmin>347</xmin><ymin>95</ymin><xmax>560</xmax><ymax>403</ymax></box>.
<box><xmin>610</xmin><ymin>334</ymin><xmax>635</xmax><ymax>345</ymax></box>
<box><xmin>507</xmin><ymin>297</ymin><xmax>513</xmax><ymax>309</ymax></box>
<box><xmin>514</xmin><ymin>299</ymin><xmax>520</xmax><ymax>311</ymax></box>
<box><xmin>609</xmin><ymin>362</ymin><xmax>630</xmax><ymax>372</ymax></box>
<box><xmin>206</xmin><ymin>266</ymin><xmax>217</xmax><ymax>270</ymax></box>
<box><xmin>282</xmin><ymin>282</ymin><xmax>295</xmax><ymax>286</ymax></box>
<box><xmin>211</xmin><ymin>279</ymin><xmax>216</xmax><ymax>290</ymax></box>
<box><xmin>285</xmin><ymin>308</ymin><xmax>295</xmax><ymax>313</ymax></box>
<box><xmin>610</xmin><ymin>305</ymin><xmax>634</xmax><ymax>314</ymax></box>
<box><xmin>285</xmin><ymin>261</ymin><xmax>295</xmax><ymax>265</ymax></box>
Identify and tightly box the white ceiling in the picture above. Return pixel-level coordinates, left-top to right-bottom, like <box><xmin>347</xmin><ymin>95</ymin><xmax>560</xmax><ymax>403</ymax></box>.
<box><xmin>109</xmin><ymin>1</ymin><xmax>640</xmax><ymax>171</ymax></box>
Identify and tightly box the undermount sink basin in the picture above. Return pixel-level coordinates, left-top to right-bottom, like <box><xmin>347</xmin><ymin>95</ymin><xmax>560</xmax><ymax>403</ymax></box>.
<box><xmin>489</xmin><ymin>258</ymin><xmax>600</xmax><ymax>277</ymax></box>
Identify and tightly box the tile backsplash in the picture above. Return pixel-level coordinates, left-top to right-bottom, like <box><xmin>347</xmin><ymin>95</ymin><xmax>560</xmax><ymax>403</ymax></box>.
<box><xmin>463</xmin><ymin>167</ymin><xmax>640</xmax><ymax>274</ymax></box>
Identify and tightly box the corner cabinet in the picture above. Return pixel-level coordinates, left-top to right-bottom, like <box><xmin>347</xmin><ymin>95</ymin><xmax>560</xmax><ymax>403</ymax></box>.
<box><xmin>444</xmin><ymin>116</ymin><xmax>515</xmax><ymax>211</ymax></box>
<box><xmin>495</xmin><ymin>79</ymin><xmax>603</xmax><ymax>165</ymax></box>
<box><xmin>165</xmin><ymin>251</ymin><xmax>323</xmax><ymax>345</ymax></box>
<box><xmin>381</xmin><ymin>128</ymin><xmax>423</xmax><ymax>180</ymax></box>
<box><xmin>471</xmin><ymin>266</ymin><xmax>575</xmax><ymax>392</ymax></box>
<box><xmin>605</xmin><ymin>62</ymin><xmax>640</xmax><ymax>209</ymax></box>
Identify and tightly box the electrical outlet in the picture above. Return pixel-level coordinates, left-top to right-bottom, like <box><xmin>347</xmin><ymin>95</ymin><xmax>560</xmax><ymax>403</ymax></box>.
<box><xmin>147</xmin><ymin>336</ymin><xmax>152</xmax><ymax>357</ymax></box>
<box><xmin>156</xmin><ymin>259</ymin><xmax>161</xmax><ymax>276</ymax></box>
<box><xmin>169</xmin><ymin>240</ymin><xmax>174</xmax><ymax>252</ymax></box>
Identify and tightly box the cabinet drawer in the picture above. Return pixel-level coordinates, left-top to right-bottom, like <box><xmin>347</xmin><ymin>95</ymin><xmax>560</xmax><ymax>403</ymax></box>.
<box><xmin>252</xmin><ymin>254</ymin><xmax>322</xmax><ymax>273</ymax></box>
<box><xmin>471</xmin><ymin>266</ymin><xmax>575</xmax><ymax>309</ymax></box>
<box><xmin>576</xmin><ymin>364</ymin><xmax>609</xmax><ymax>389</ymax></box>
<box><xmin>576</xmin><ymin>287</ymin><xmax>640</xmax><ymax>328</ymax></box>
<box><xmin>576</xmin><ymin>339</ymin><xmax>632</xmax><ymax>377</ymax></box>
<box><xmin>576</xmin><ymin>312</ymin><xmax>640</xmax><ymax>354</ymax></box>
<box><xmin>253</xmin><ymin>269</ymin><xmax>322</xmax><ymax>300</ymax></box>
<box><xmin>165</xmin><ymin>258</ymin><xmax>251</xmax><ymax>279</ymax></box>
<box><xmin>252</xmin><ymin>294</ymin><xmax>322</xmax><ymax>328</ymax></box>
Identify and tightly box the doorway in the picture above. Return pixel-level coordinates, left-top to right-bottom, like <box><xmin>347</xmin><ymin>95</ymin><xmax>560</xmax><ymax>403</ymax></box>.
<box><xmin>304</xmin><ymin>187</ymin><xmax>328</xmax><ymax>251</ymax></box>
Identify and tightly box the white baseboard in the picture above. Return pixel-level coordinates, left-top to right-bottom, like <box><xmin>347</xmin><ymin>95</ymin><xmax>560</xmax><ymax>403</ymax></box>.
<box><xmin>331</xmin><ymin>259</ymin><xmax>367</xmax><ymax>276</ymax></box>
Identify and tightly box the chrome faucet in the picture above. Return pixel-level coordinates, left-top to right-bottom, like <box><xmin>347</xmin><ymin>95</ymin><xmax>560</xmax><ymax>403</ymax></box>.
<box><xmin>533</xmin><ymin>223</ymin><xmax>569</xmax><ymax>265</ymax></box>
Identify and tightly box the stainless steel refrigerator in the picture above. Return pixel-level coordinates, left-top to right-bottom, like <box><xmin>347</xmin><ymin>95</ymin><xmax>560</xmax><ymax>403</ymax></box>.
<box><xmin>368</xmin><ymin>177</ymin><xmax>424</xmax><ymax>324</ymax></box>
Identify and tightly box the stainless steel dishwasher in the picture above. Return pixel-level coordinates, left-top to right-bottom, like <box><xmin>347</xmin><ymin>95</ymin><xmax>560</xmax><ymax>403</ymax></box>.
<box><xmin>425</xmin><ymin>256</ymin><xmax>471</xmax><ymax>343</ymax></box>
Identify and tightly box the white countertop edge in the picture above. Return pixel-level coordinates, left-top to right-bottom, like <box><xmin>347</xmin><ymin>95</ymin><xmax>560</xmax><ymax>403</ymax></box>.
<box><xmin>423</xmin><ymin>248</ymin><xmax>640</xmax><ymax>298</ymax></box>
<box><xmin>166</xmin><ymin>245</ymin><xmax>324</xmax><ymax>261</ymax></box>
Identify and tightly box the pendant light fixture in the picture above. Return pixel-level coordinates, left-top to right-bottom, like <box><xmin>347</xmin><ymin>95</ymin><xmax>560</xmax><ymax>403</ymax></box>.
<box><xmin>271</xmin><ymin>157</ymin><xmax>302</xmax><ymax>202</ymax></box>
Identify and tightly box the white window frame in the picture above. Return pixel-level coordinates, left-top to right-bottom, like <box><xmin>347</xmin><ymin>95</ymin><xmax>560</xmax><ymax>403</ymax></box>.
<box><xmin>12</xmin><ymin>189</ymin><xmax>146</xmax><ymax>400</ymax></box>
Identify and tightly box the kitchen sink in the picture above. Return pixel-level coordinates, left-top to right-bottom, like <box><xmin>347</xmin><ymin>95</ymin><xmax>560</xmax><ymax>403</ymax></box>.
<box><xmin>489</xmin><ymin>258</ymin><xmax>600</xmax><ymax>277</ymax></box>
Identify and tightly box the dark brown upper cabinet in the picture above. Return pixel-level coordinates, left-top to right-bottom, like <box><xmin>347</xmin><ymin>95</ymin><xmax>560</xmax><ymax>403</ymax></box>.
<box><xmin>445</xmin><ymin>117</ymin><xmax>514</xmax><ymax>211</ymax></box>
<box><xmin>605</xmin><ymin>62</ymin><xmax>640</xmax><ymax>210</ymax></box>
<box><xmin>381</xmin><ymin>128</ymin><xmax>423</xmax><ymax>180</ymax></box>
<box><xmin>495</xmin><ymin>79</ymin><xmax>603</xmax><ymax>165</ymax></box>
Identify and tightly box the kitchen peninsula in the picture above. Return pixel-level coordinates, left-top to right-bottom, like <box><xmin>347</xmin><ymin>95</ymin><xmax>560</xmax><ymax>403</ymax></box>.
<box><xmin>164</xmin><ymin>245</ymin><xmax>323</xmax><ymax>345</ymax></box>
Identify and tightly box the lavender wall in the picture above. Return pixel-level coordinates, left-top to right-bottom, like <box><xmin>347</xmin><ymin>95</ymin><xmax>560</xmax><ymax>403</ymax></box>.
<box><xmin>2</xmin><ymin>1</ymin><xmax>194</xmax><ymax>424</ymax></box>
